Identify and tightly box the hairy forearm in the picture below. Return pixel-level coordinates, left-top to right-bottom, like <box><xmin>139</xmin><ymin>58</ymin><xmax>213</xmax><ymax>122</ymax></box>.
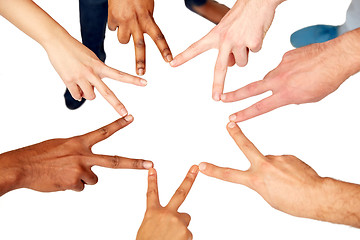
<box><xmin>334</xmin><ymin>28</ymin><xmax>360</xmax><ymax>77</ymax></box>
<box><xmin>0</xmin><ymin>0</ymin><xmax>71</xmax><ymax>50</ymax></box>
<box><xmin>313</xmin><ymin>177</ymin><xmax>360</xmax><ymax>228</ymax></box>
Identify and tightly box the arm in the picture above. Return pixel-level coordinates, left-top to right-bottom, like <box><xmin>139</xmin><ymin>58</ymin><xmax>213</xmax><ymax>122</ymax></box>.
<box><xmin>0</xmin><ymin>116</ymin><xmax>153</xmax><ymax>197</ymax></box>
<box><xmin>171</xmin><ymin>0</ymin><xmax>285</xmax><ymax>101</ymax></box>
<box><xmin>136</xmin><ymin>166</ymin><xmax>198</xmax><ymax>240</ymax></box>
<box><xmin>223</xmin><ymin>28</ymin><xmax>360</xmax><ymax>122</ymax></box>
<box><xmin>199</xmin><ymin>122</ymin><xmax>360</xmax><ymax>227</ymax></box>
<box><xmin>108</xmin><ymin>0</ymin><xmax>172</xmax><ymax>76</ymax></box>
<box><xmin>0</xmin><ymin>0</ymin><xmax>147</xmax><ymax>116</ymax></box>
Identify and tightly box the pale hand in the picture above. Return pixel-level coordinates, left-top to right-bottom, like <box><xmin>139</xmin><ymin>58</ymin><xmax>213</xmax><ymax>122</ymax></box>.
<box><xmin>171</xmin><ymin>0</ymin><xmax>279</xmax><ymax>101</ymax></box>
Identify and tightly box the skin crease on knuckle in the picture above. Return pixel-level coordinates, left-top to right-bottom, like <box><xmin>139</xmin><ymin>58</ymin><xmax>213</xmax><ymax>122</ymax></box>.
<box><xmin>111</xmin><ymin>155</ymin><xmax>121</xmax><ymax>168</ymax></box>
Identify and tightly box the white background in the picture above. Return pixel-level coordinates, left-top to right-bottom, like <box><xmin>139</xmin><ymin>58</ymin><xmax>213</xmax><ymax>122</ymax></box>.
<box><xmin>0</xmin><ymin>0</ymin><xmax>359</xmax><ymax>239</ymax></box>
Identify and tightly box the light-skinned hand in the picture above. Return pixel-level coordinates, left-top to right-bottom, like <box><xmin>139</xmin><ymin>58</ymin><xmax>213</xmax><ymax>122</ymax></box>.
<box><xmin>222</xmin><ymin>29</ymin><xmax>360</xmax><ymax>122</ymax></box>
<box><xmin>199</xmin><ymin>122</ymin><xmax>324</xmax><ymax>218</ymax></box>
<box><xmin>171</xmin><ymin>0</ymin><xmax>283</xmax><ymax>101</ymax></box>
<box><xmin>108</xmin><ymin>0</ymin><xmax>172</xmax><ymax>76</ymax></box>
<box><xmin>199</xmin><ymin>122</ymin><xmax>360</xmax><ymax>227</ymax></box>
<box><xmin>0</xmin><ymin>116</ymin><xmax>153</xmax><ymax>196</ymax></box>
<box><xmin>45</xmin><ymin>35</ymin><xmax>147</xmax><ymax>117</ymax></box>
<box><xmin>136</xmin><ymin>166</ymin><xmax>199</xmax><ymax>240</ymax></box>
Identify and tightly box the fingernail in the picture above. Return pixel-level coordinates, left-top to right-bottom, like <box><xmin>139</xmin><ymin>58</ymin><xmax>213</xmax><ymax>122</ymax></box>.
<box><xmin>143</xmin><ymin>161</ymin><xmax>153</xmax><ymax>169</ymax></box>
<box><xmin>228</xmin><ymin>122</ymin><xmax>236</xmax><ymax>128</ymax></box>
<box><xmin>120</xmin><ymin>108</ymin><xmax>128</xmax><ymax>117</ymax></box>
<box><xmin>221</xmin><ymin>94</ymin><xmax>226</xmax><ymax>101</ymax></box>
<box><xmin>199</xmin><ymin>163</ymin><xmax>206</xmax><ymax>171</ymax></box>
<box><xmin>138</xmin><ymin>68</ymin><xmax>144</xmax><ymax>76</ymax></box>
<box><xmin>77</xmin><ymin>97</ymin><xmax>83</xmax><ymax>102</ymax></box>
<box><xmin>140</xmin><ymin>79</ymin><xmax>147</xmax><ymax>86</ymax></box>
<box><xmin>166</xmin><ymin>55</ymin><xmax>173</xmax><ymax>62</ymax></box>
<box><xmin>149</xmin><ymin>168</ymin><xmax>156</xmax><ymax>175</ymax></box>
<box><xmin>190</xmin><ymin>165</ymin><xmax>199</xmax><ymax>174</ymax></box>
<box><xmin>124</xmin><ymin>115</ymin><xmax>133</xmax><ymax>122</ymax></box>
<box><xmin>170</xmin><ymin>59</ymin><xmax>176</xmax><ymax>67</ymax></box>
<box><xmin>229</xmin><ymin>114</ymin><xmax>236</xmax><ymax>122</ymax></box>
<box><xmin>213</xmin><ymin>93</ymin><xmax>220</xmax><ymax>101</ymax></box>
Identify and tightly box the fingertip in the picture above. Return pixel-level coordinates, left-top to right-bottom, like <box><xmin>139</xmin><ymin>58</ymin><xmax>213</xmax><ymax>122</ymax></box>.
<box><xmin>213</xmin><ymin>92</ymin><xmax>221</xmax><ymax>101</ymax></box>
<box><xmin>169</xmin><ymin>59</ymin><xmax>177</xmax><ymax>67</ymax></box>
<box><xmin>220</xmin><ymin>94</ymin><xmax>227</xmax><ymax>102</ymax></box>
<box><xmin>227</xmin><ymin>121</ymin><xmax>236</xmax><ymax>129</ymax></box>
<box><xmin>119</xmin><ymin>108</ymin><xmax>128</xmax><ymax>117</ymax></box>
<box><xmin>124</xmin><ymin>114</ymin><xmax>133</xmax><ymax>122</ymax></box>
<box><xmin>138</xmin><ymin>68</ymin><xmax>145</xmax><ymax>76</ymax></box>
<box><xmin>190</xmin><ymin>165</ymin><xmax>199</xmax><ymax>174</ymax></box>
<box><xmin>149</xmin><ymin>168</ymin><xmax>156</xmax><ymax>176</ymax></box>
<box><xmin>143</xmin><ymin>161</ymin><xmax>154</xmax><ymax>169</ymax></box>
<box><xmin>198</xmin><ymin>162</ymin><xmax>207</xmax><ymax>172</ymax></box>
<box><xmin>166</xmin><ymin>54</ymin><xmax>173</xmax><ymax>62</ymax></box>
<box><xmin>140</xmin><ymin>79</ymin><xmax>147</xmax><ymax>86</ymax></box>
<box><xmin>229</xmin><ymin>114</ymin><xmax>237</xmax><ymax>122</ymax></box>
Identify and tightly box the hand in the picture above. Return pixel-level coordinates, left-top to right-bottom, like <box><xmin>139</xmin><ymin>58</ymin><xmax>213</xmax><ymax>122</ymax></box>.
<box><xmin>199</xmin><ymin>122</ymin><xmax>325</xmax><ymax>220</ymax></box>
<box><xmin>45</xmin><ymin>36</ymin><xmax>147</xmax><ymax>117</ymax></box>
<box><xmin>171</xmin><ymin>0</ymin><xmax>282</xmax><ymax>101</ymax></box>
<box><xmin>108</xmin><ymin>0</ymin><xmax>172</xmax><ymax>76</ymax></box>
<box><xmin>0</xmin><ymin>115</ymin><xmax>153</xmax><ymax>196</ymax></box>
<box><xmin>136</xmin><ymin>166</ymin><xmax>199</xmax><ymax>240</ymax></box>
<box><xmin>222</xmin><ymin>40</ymin><xmax>355</xmax><ymax>122</ymax></box>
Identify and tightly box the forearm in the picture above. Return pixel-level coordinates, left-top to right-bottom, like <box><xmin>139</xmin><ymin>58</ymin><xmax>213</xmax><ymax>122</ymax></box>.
<box><xmin>313</xmin><ymin>177</ymin><xmax>360</xmax><ymax>228</ymax></box>
<box><xmin>0</xmin><ymin>0</ymin><xmax>71</xmax><ymax>50</ymax></box>
<box><xmin>332</xmin><ymin>27</ymin><xmax>360</xmax><ymax>77</ymax></box>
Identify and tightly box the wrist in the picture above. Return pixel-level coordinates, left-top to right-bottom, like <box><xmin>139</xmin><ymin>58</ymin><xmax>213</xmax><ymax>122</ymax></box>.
<box><xmin>0</xmin><ymin>153</ymin><xmax>25</xmax><ymax>196</ymax></box>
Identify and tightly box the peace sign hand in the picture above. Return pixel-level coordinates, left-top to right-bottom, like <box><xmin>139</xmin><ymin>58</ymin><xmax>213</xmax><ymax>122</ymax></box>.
<box><xmin>199</xmin><ymin>122</ymin><xmax>325</xmax><ymax>220</ymax></box>
<box><xmin>108</xmin><ymin>0</ymin><xmax>172</xmax><ymax>76</ymax></box>
<box><xmin>136</xmin><ymin>166</ymin><xmax>199</xmax><ymax>240</ymax></box>
<box><xmin>0</xmin><ymin>116</ymin><xmax>153</xmax><ymax>196</ymax></box>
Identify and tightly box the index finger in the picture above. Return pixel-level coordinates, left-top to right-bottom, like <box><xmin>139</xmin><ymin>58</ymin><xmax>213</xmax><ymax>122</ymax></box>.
<box><xmin>86</xmin><ymin>154</ymin><xmax>153</xmax><ymax>170</ymax></box>
<box><xmin>79</xmin><ymin>116</ymin><xmax>133</xmax><ymax>147</ymax></box>
<box><xmin>170</xmin><ymin>36</ymin><xmax>212</xmax><ymax>67</ymax></box>
<box><xmin>212</xmin><ymin>45</ymin><xmax>231</xmax><ymax>101</ymax></box>
<box><xmin>226</xmin><ymin>122</ymin><xmax>264</xmax><ymax>164</ymax></box>
<box><xmin>147</xmin><ymin>21</ymin><xmax>173</xmax><ymax>62</ymax></box>
<box><xmin>91</xmin><ymin>76</ymin><xmax>127</xmax><ymax>117</ymax></box>
<box><xmin>147</xmin><ymin>168</ymin><xmax>160</xmax><ymax>208</ymax></box>
<box><xmin>166</xmin><ymin>165</ymin><xmax>199</xmax><ymax>211</ymax></box>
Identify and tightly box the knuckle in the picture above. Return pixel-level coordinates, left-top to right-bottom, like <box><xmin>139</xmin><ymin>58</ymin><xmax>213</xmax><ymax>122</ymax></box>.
<box><xmin>136</xmin><ymin>60</ymin><xmax>145</xmax><ymax>68</ymax></box>
<box><xmin>146</xmin><ymin>189</ymin><xmax>158</xmax><ymax>198</ymax></box>
<box><xmin>135</xmin><ymin>39</ymin><xmax>145</xmax><ymax>48</ymax></box>
<box><xmin>254</xmin><ymin>101</ymin><xmax>265</xmax><ymax>112</ymax></box>
<box><xmin>175</xmin><ymin>187</ymin><xmax>187</xmax><ymax>198</ymax></box>
<box><xmin>98</xmin><ymin>127</ymin><xmax>109</xmax><ymax>138</ymax></box>
<box><xmin>132</xmin><ymin>159</ymin><xmax>143</xmax><ymax>169</ymax></box>
<box><xmin>103</xmin><ymin>87</ymin><xmax>114</xmax><ymax>97</ymax></box>
<box><xmin>221</xmin><ymin>168</ymin><xmax>233</xmax><ymax>180</ymax></box>
<box><xmin>111</xmin><ymin>155</ymin><xmax>121</xmax><ymax>168</ymax></box>
<box><xmin>155</xmin><ymin>32</ymin><xmax>165</xmax><ymax>41</ymax></box>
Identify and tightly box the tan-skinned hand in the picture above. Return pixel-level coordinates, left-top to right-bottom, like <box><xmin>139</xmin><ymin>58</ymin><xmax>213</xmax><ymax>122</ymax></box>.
<box><xmin>0</xmin><ymin>116</ymin><xmax>153</xmax><ymax>196</ymax></box>
<box><xmin>199</xmin><ymin>122</ymin><xmax>360</xmax><ymax>227</ymax></box>
<box><xmin>136</xmin><ymin>166</ymin><xmax>199</xmax><ymax>240</ymax></box>
<box><xmin>108</xmin><ymin>0</ymin><xmax>172</xmax><ymax>76</ymax></box>
<box><xmin>199</xmin><ymin>122</ymin><xmax>325</xmax><ymax>219</ymax></box>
